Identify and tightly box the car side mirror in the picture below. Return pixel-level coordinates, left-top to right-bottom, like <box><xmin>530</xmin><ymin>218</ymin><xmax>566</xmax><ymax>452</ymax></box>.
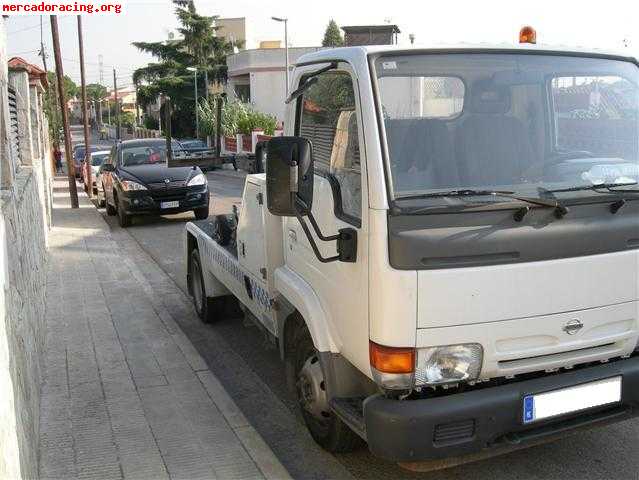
<box><xmin>101</xmin><ymin>163</ymin><xmax>115</xmax><ymax>172</ymax></box>
<box><xmin>266</xmin><ymin>136</ymin><xmax>313</xmax><ymax>217</ymax></box>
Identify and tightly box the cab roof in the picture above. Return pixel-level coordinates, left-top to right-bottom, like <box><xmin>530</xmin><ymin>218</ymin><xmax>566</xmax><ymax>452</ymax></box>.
<box><xmin>295</xmin><ymin>43</ymin><xmax>638</xmax><ymax>67</ymax></box>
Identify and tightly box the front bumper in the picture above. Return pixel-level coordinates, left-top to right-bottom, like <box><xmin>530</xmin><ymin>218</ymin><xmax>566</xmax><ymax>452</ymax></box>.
<box><xmin>120</xmin><ymin>187</ymin><xmax>209</xmax><ymax>215</ymax></box>
<box><xmin>364</xmin><ymin>356</ymin><xmax>639</xmax><ymax>462</ymax></box>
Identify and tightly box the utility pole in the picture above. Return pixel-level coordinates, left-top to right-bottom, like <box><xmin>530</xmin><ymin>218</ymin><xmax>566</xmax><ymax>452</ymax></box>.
<box><xmin>39</xmin><ymin>17</ymin><xmax>48</xmax><ymax>71</ymax></box>
<box><xmin>77</xmin><ymin>16</ymin><xmax>92</xmax><ymax>198</ymax></box>
<box><xmin>113</xmin><ymin>68</ymin><xmax>120</xmax><ymax>140</ymax></box>
<box><xmin>50</xmin><ymin>15</ymin><xmax>79</xmax><ymax>208</ymax></box>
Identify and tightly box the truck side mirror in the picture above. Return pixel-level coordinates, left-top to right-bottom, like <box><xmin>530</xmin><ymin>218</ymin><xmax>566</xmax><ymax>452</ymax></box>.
<box><xmin>266</xmin><ymin>136</ymin><xmax>357</xmax><ymax>263</ymax></box>
<box><xmin>266</xmin><ymin>136</ymin><xmax>314</xmax><ymax>216</ymax></box>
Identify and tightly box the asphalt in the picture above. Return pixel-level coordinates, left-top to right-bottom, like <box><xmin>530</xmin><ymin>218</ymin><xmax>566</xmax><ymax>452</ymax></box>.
<box><xmin>95</xmin><ymin>168</ymin><xmax>639</xmax><ymax>480</ymax></box>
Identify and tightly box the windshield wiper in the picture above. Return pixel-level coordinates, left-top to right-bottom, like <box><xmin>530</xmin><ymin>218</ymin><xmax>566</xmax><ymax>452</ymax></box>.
<box><xmin>396</xmin><ymin>189</ymin><xmax>568</xmax><ymax>221</ymax></box>
<box><xmin>542</xmin><ymin>182</ymin><xmax>639</xmax><ymax>215</ymax></box>
<box><xmin>545</xmin><ymin>181</ymin><xmax>639</xmax><ymax>193</ymax></box>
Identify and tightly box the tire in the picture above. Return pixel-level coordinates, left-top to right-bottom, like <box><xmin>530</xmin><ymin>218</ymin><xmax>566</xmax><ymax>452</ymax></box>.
<box><xmin>105</xmin><ymin>188</ymin><xmax>116</xmax><ymax>215</ymax></box>
<box><xmin>116</xmin><ymin>194</ymin><xmax>131</xmax><ymax>228</ymax></box>
<box><xmin>194</xmin><ymin>207</ymin><xmax>209</xmax><ymax>220</ymax></box>
<box><xmin>189</xmin><ymin>249</ymin><xmax>227</xmax><ymax>323</ymax></box>
<box><xmin>289</xmin><ymin>321</ymin><xmax>361</xmax><ymax>453</ymax></box>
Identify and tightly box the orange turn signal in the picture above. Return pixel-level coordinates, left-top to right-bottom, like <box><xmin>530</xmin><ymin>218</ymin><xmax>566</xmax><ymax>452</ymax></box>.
<box><xmin>369</xmin><ymin>341</ymin><xmax>415</xmax><ymax>374</ymax></box>
<box><xmin>519</xmin><ymin>25</ymin><xmax>537</xmax><ymax>44</ymax></box>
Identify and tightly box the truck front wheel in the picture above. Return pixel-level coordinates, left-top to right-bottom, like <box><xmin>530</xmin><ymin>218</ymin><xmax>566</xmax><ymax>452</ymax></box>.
<box><xmin>291</xmin><ymin>322</ymin><xmax>361</xmax><ymax>453</ymax></box>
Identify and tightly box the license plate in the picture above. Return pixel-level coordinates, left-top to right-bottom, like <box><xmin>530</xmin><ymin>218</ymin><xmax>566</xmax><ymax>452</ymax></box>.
<box><xmin>523</xmin><ymin>376</ymin><xmax>621</xmax><ymax>424</ymax></box>
<box><xmin>160</xmin><ymin>201</ymin><xmax>180</xmax><ymax>209</ymax></box>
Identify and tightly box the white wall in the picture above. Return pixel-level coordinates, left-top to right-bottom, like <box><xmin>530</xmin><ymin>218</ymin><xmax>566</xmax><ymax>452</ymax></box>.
<box><xmin>250</xmin><ymin>70</ymin><xmax>288</xmax><ymax>124</ymax></box>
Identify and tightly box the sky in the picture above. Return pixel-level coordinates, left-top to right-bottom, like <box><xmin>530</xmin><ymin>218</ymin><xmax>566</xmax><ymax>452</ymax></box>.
<box><xmin>4</xmin><ymin>0</ymin><xmax>639</xmax><ymax>89</ymax></box>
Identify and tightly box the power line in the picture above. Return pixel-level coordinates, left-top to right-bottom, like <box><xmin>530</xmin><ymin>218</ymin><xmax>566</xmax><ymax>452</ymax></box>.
<box><xmin>7</xmin><ymin>23</ymin><xmax>41</xmax><ymax>35</ymax></box>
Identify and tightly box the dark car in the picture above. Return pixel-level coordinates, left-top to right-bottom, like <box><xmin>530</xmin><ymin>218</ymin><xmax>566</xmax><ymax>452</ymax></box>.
<box><xmin>100</xmin><ymin>139</ymin><xmax>209</xmax><ymax>228</ymax></box>
<box><xmin>73</xmin><ymin>144</ymin><xmax>110</xmax><ymax>178</ymax></box>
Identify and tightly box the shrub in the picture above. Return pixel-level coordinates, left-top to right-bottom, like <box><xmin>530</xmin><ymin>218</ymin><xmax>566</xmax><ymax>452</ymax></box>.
<box><xmin>198</xmin><ymin>97</ymin><xmax>277</xmax><ymax>137</ymax></box>
<box><xmin>144</xmin><ymin>116</ymin><xmax>159</xmax><ymax>130</ymax></box>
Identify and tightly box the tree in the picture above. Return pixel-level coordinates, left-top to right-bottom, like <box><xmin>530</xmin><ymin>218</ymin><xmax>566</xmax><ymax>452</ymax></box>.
<box><xmin>86</xmin><ymin>83</ymin><xmax>108</xmax><ymax>125</ymax></box>
<box><xmin>46</xmin><ymin>71</ymin><xmax>78</xmax><ymax>99</ymax></box>
<box><xmin>132</xmin><ymin>0</ymin><xmax>234</xmax><ymax>137</ymax></box>
<box><xmin>43</xmin><ymin>72</ymin><xmax>78</xmax><ymax>146</ymax></box>
<box><xmin>86</xmin><ymin>83</ymin><xmax>107</xmax><ymax>102</ymax></box>
<box><xmin>322</xmin><ymin>19</ymin><xmax>344</xmax><ymax>47</ymax></box>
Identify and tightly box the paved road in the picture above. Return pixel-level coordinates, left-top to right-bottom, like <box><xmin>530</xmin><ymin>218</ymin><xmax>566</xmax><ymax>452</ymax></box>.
<box><xmin>97</xmin><ymin>169</ymin><xmax>639</xmax><ymax>480</ymax></box>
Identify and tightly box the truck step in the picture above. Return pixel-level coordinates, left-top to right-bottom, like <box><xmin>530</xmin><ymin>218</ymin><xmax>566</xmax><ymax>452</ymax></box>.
<box><xmin>330</xmin><ymin>397</ymin><xmax>367</xmax><ymax>440</ymax></box>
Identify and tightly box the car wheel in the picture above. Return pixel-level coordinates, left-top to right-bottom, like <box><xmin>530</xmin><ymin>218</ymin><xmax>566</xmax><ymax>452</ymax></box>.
<box><xmin>194</xmin><ymin>207</ymin><xmax>209</xmax><ymax>220</ymax></box>
<box><xmin>289</xmin><ymin>321</ymin><xmax>361</xmax><ymax>453</ymax></box>
<box><xmin>116</xmin><ymin>198</ymin><xmax>131</xmax><ymax>228</ymax></box>
<box><xmin>105</xmin><ymin>189</ymin><xmax>116</xmax><ymax>215</ymax></box>
<box><xmin>96</xmin><ymin>190</ymin><xmax>106</xmax><ymax>208</ymax></box>
<box><xmin>189</xmin><ymin>249</ymin><xmax>227</xmax><ymax>323</ymax></box>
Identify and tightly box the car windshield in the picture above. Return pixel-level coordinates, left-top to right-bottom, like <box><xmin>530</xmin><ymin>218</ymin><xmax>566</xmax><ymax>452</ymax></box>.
<box><xmin>121</xmin><ymin>144</ymin><xmax>182</xmax><ymax>166</ymax></box>
<box><xmin>91</xmin><ymin>153</ymin><xmax>109</xmax><ymax>166</ymax></box>
<box><xmin>375</xmin><ymin>53</ymin><xmax>639</xmax><ymax>203</ymax></box>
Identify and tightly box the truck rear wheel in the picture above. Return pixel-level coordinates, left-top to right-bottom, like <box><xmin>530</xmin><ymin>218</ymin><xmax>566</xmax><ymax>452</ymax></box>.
<box><xmin>290</xmin><ymin>322</ymin><xmax>361</xmax><ymax>453</ymax></box>
<box><xmin>189</xmin><ymin>249</ymin><xmax>227</xmax><ymax>323</ymax></box>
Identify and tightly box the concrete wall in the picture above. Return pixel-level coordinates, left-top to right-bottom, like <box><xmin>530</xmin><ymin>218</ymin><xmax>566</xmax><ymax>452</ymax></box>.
<box><xmin>0</xmin><ymin>18</ymin><xmax>51</xmax><ymax>479</ymax></box>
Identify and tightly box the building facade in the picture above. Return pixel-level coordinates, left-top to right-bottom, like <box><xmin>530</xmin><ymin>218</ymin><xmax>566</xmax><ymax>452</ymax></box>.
<box><xmin>225</xmin><ymin>46</ymin><xmax>322</xmax><ymax>124</ymax></box>
<box><xmin>1</xmin><ymin>22</ymin><xmax>53</xmax><ymax>479</ymax></box>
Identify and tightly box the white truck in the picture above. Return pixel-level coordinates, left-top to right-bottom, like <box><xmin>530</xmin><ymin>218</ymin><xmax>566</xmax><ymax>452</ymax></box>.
<box><xmin>185</xmin><ymin>43</ymin><xmax>639</xmax><ymax>464</ymax></box>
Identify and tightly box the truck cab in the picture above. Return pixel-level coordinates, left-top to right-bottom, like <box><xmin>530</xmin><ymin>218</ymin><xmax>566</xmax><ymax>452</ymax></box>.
<box><xmin>186</xmin><ymin>44</ymin><xmax>639</xmax><ymax>464</ymax></box>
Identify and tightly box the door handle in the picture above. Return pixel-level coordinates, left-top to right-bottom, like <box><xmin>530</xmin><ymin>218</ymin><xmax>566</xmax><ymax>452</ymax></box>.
<box><xmin>288</xmin><ymin>229</ymin><xmax>297</xmax><ymax>243</ymax></box>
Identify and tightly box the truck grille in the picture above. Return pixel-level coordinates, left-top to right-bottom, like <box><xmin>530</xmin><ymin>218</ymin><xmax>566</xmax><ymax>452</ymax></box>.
<box><xmin>497</xmin><ymin>342</ymin><xmax>620</xmax><ymax>371</ymax></box>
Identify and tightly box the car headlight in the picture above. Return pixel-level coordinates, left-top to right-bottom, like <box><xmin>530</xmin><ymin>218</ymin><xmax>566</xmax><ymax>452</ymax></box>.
<box><xmin>121</xmin><ymin>180</ymin><xmax>147</xmax><ymax>191</ymax></box>
<box><xmin>187</xmin><ymin>173</ymin><xmax>206</xmax><ymax>186</ymax></box>
<box><xmin>415</xmin><ymin>344</ymin><xmax>483</xmax><ymax>386</ymax></box>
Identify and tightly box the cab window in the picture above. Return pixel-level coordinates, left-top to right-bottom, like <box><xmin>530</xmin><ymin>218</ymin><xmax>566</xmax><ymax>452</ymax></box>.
<box><xmin>297</xmin><ymin>70</ymin><xmax>362</xmax><ymax>225</ymax></box>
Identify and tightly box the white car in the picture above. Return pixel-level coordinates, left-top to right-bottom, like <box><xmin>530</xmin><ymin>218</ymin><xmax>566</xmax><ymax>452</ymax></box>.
<box><xmin>88</xmin><ymin>150</ymin><xmax>110</xmax><ymax>207</ymax></box>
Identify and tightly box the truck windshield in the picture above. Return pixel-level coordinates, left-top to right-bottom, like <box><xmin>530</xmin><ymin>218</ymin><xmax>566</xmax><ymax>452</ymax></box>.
<box><xmin>375</xmin><ymin>53</ymin><xmax>639</xmax><ymax>203</ymax></box>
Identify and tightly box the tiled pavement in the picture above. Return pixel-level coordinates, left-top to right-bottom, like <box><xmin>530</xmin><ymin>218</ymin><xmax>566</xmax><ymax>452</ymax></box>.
<box><xmin>39</xmin><ymin>178</ymin><xmax>290</xmax><ymax>480</ymax></box>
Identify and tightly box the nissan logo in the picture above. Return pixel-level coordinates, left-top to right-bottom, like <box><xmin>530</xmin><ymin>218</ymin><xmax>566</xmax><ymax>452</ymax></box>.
<box><xmin>562</xmin><ymin>319</ymin><xmax>584</xmax><ymax>335</ymax></box>
<box><xmin>164</xmin><ymin>178</ymin><xmax>171</xmax><ymax>184</ymax></box>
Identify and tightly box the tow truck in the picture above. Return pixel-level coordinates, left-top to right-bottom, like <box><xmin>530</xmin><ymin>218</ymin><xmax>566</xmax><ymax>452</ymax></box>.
<box><xmin>184</xmin><ymin>33</ymin><xmax>639</xmax><ymax>465</ymax></box>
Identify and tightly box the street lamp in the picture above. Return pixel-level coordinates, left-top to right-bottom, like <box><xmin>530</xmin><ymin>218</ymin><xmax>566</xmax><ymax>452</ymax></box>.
<box><xmin>187</xmin><ymin>66</ymin><xmax>199</xmax><ymax>138</ymax></box>
<box><xmin>271</xmin><ymin>16</ymin><xmax>289</xmax><ymax>97</ymax></box>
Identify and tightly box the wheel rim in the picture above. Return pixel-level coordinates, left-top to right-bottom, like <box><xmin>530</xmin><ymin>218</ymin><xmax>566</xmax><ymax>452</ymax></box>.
<box><xmin>191</xmin><ymin>259</ymin><xmax>204</xmax><ymax>313</ymax></box>
<box><xmin>297</xmin><ymin>353</ymin><xmax>330</xmax><ymax>421</ymax></box>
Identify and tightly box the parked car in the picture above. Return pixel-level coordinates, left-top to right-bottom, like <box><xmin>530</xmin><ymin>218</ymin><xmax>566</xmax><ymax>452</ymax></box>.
<box><xmin>73</xmin><ymin>144</ymin><xmax>110</xmax><ymax>179</ymax></box>
<box><xmin>83</xmin><ymin>150</ymin><xmax>110</xmax><ymax>203</ymax></box>
<box><xmin>100</xmin><ymin>138</ymin><xmax>209</xmax><ymax>228</ymax></box>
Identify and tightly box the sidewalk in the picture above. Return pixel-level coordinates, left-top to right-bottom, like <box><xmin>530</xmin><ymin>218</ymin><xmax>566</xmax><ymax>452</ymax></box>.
<box><xmin>39</xmin><ymin>177</ymin><xmax>290</xmax><ymax>480</ymax></box>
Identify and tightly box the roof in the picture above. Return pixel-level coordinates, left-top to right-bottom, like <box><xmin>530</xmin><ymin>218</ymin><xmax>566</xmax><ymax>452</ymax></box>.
<box><xmin>341</xmin><ymin>25</ymin><xmax>401</xmax><ymax>34</ymax></box>
<box><xmin>295</xmin><ymin>44</ymin><xmax>638</xmax><ymax>67</ymax></box>
<box><xmin>8</xmin><ymin>57</ymin><xmax>48</xmax><ymax>88</ymax></box>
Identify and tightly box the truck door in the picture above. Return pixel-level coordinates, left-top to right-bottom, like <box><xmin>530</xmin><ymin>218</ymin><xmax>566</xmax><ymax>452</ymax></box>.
<box><xmin>285</xmin><ymin>64</ymin><xmax>370</xmax><ymax>373</ymax></box>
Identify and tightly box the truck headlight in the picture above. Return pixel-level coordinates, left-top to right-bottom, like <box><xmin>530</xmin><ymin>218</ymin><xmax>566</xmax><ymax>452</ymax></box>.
<box><xmin>415</xmin><ymin>344</ymin><xmax>483</xmax><ymax>386</ymax></box>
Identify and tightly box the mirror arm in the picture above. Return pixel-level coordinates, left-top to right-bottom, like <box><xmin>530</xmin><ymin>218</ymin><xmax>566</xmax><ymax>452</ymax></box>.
<box><xmin>294</xmin><ymin>210</ymin><xmax>340</xmax><ymax>263</ymax></box>
<box><xmin>306</xmin><ymin>212</ymin><xmax>340</xmax><ymax>242</ymax></box>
